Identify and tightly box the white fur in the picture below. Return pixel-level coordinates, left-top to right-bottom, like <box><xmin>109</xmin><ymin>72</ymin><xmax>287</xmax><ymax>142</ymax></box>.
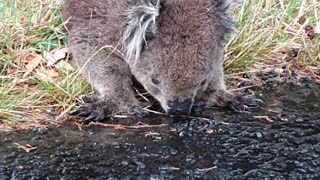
<box><xmin>121</xmin><ymin>0</ymin><xmax>161</xmax><ymax>62</ymax></box>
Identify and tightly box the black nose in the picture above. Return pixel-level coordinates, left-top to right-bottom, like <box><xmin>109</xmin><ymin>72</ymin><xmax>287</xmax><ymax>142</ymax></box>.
<box><xmin>168</xmin><ymin>100</ymin><xmax>193</xmax><ymax>115</ymax></box>
<box><xmin>192</xmin><ymin>101</ymin><xmax>206</xmax><ymax>112</ymax></box>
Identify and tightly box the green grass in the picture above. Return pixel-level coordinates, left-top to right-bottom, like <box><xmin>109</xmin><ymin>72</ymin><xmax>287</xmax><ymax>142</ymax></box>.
<box><xmin>0</xmin><ymin>0</ymin><xmax>90</xmax><ymax>123</ymax></box>
<box><xmin>0</xmin><ymin>0</ymin><xmax>319</xmax><ymax>124</ymax></box>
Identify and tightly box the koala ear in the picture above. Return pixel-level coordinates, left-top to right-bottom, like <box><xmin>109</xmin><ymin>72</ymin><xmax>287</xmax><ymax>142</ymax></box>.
<box><xmin>121</xmin><ymin>0</ymin><xmax>161</xmax><ymax>62</ymax></box>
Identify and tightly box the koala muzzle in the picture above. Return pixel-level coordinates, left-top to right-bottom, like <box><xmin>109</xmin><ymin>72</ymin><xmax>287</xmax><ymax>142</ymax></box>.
<box><xmin>168</xmin><ymin>100</ymin><xmax>193</xmax><ymax>115</ymax></box>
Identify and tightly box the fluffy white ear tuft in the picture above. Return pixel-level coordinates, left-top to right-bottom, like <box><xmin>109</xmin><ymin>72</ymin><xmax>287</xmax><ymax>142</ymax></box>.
<box><xmin>121</xmin><ymin>0</ymin><xmax>161</xmax><ymax>62</ymax></box>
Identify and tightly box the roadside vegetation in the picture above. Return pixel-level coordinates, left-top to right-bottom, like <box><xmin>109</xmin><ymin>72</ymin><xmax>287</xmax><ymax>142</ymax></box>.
<box><xmin>0</xmin><ymin>0</ymin><xmax>319</xmax><ymax>128</ymax></box>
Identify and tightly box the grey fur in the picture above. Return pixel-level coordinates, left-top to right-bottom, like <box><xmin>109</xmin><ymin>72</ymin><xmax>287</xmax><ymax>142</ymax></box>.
<box><xmin>63</xmin><ymin>0</ymin><xmax>247</xmax><ymax>121</ymax></box>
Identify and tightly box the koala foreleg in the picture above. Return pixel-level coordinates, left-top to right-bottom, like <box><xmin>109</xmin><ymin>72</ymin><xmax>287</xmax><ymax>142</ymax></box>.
<box><xmin>68</xmin><ymin>31</ymin><xmax>145</xmax><ymax>123</ymax></box>
<box><xmin>199</xmin><ymin>50</ymin><xmax>263</xmax><ymax>112</ymax></box>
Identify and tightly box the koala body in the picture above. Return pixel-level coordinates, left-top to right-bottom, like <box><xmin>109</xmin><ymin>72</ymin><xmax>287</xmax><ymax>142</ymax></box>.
<box><xmin>64</xmin><ymin>0</ymin><xmax>246</xmax><ymax>121</ymax></box>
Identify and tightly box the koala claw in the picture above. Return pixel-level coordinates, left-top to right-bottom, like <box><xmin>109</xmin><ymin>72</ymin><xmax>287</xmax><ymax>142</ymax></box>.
<box><xmin>230</xmin><ymin>104</ymin><xmax>251</xmax><ymax>113</ymax></box>
<box><xmin>69</xmin><ymin>109</ymin><xmax>82</xmax><ymax>116</ymax></box>
<box><xmin>242</xmin><ymin>95</ymin><xmax>265</xmax><ymax>109</ymax></box>
<box><xmin>81</xmin><ymin>94</ymin><xmax>98</xmax><ymax>103</ymax></box>
<box><xmin>83</xmin><ymin>113</ymin><xmax>99</xmax><ymax>124</ymax></box>
<box><xmin>69</xmin><ymin>101</ymin><xmax>114</xmax><ymax>124</ymax></box>
<box><xmin>230</xmin><ymin>95</ymin><xmax>264</xmax><ymax>113</ymax></box>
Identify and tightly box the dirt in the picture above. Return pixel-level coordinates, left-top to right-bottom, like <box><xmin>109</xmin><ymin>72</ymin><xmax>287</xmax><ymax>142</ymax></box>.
<box><xmin>0</xmin><ymin>76</ymin><xmax>320</xmax><ymax>179</ymax></box>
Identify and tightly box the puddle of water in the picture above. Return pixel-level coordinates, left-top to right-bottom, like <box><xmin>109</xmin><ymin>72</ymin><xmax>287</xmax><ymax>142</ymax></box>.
<box><xmin>0</xmin><ymin>82</ymin><xmax>320</xmax><ymax>179</ymax></box>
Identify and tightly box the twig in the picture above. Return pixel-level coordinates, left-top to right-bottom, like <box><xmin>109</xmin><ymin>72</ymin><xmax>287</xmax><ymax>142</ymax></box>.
<box><xmin>197</xmin><ymin>166</ymin><xmax>218</xmax><ymax>172</ymax></box>
<box><xmin>90</xmin><ymin>122</ymin><xmax>168</xmax><ymax>129</ymax></box>
<box><xmin>144</xmin><ymin>109</ymin><xmax>230</xmax><ymax>125</ymax></box>
<box><xmin>134</xmin><ymin>87</ymin><xmax>150</xmax><ymax>101</ymax></box>
<box><xmin>144</xmin><ymin>109</ymin><xmax>167</xmax><ymax>115</ymax></box>
<box><xmin>55</xmin><ymin>104</ymin><xmax>75</xmax><ymax>121</ymax></box>
<box><xmin>230</xmin><ymin>85</ymin><xmax>257</xmax><ymax>92</ymax></box>
<box><xmin>14</xmin><ymin>143</ymin><xmax>37</xmax><ymax>153</ymax></box>
<box><xmin>254</xmin><ymin>115</ymin><xmax>274</xmax><ymax>123</ymax></box>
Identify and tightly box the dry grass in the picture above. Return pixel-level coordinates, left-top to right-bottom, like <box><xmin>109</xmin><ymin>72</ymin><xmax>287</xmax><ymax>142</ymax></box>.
<box><xmin>225</xmin><ymin>0</ymin><xmax>320</xmax><ymax>71</ymax></box>
<box><xmin>0</xmin><ymin>0</ymin><xmax>90</xmax><ymax>125</ymax></box>
<box><xmin>0</xmin><ymin>0</ymin><xmax>319</xmax><ymax>126</ymax></box>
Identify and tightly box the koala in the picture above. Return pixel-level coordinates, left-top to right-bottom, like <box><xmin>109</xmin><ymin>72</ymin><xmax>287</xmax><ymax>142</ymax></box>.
<box><xmin>63</xmin><ymin>0</ymin><xmax>259</xmax><ymax>123</ymax></box>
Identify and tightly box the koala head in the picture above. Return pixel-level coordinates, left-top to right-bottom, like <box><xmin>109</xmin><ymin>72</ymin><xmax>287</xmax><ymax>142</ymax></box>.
<box><xmin>122</xmin><ymin>0</ymin><xmax>235</xmax><ymax>114</ymax></box>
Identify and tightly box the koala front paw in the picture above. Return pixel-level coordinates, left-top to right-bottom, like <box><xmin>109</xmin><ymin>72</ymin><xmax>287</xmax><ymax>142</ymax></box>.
<box><xmin>69</xmin><ymin>100</ymin><xmax>115</xmax><ymax>124</ymax></box>
<box><xmin>229</xmin><ymin>95</ymin><xmax>264</xmax><ymax>113</ymax></box>
<box><xmin>69</xmin><ymin>95</ymin><xmax>147</xmax><ymax>124</ymax></box>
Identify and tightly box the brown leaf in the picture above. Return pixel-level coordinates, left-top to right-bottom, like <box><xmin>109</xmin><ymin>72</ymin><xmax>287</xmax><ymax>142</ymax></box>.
<box><xmin>45</xmin><ymin>69</ymin><xmax>60</xmax><ymax>78</ymax></box>
<box><xmin>46</xmin><ymin>48</ymin><xmax>69</xmax><ymax>66</ymax></box>
<box><xmin>23</xmin><ymin>54</ymin><xmax>42</xmax><ymax>77</ymax></box>
<box><xmin>35</xmin><ymin>68</ymin><xmax>59</xmax><ymax>83</ymax></box>
<box><xmin>56</xmin><ymin>61</ymin><xmax>74</xmax><ymax>71</ymax></box>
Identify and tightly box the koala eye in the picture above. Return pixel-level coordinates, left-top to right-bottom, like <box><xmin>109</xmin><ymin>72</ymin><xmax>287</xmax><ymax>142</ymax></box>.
<box><xmin>151</xmin><ymin>77</ymin><xmax>161</xmax><ymax>85</ymax></box>
<box><xmin>200</xmin><ymin>80</ymin><xmax>207</xmax><ymax>86</ymax></box>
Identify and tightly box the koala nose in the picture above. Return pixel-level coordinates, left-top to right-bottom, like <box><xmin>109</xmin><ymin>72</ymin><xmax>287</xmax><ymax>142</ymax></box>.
<box><xmin>168</xmin><ymin>100</ymin><xmax>193</xmax><ymax>115</ymax></box>
<box><xmin>192</xmin><ymin>101</ymin><xmax>206</xmax><ymax>111</ymax></box>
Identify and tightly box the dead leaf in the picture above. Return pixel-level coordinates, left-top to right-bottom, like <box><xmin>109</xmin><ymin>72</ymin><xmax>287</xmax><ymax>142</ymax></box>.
<box><xmin>56</xmin><ymin>61</ymin><xmax>74</xmax><ymax>71</ymax></box>
<box><xmin>23</xmin><ymin>54</ymin><xmax>42</xmax><ymax>77</ymax></box>
<box><xmin>36</xmin><ymin>69</ymin><xmax>54</xmax><ymax>83</ymax></box>
<box><xmin>46</xmin><ymin>48</ymin><xmax>69</xmax><ymax>66</ymax></box>
<box><xmin>45</xmin><ymin>69</ymin><xmax>60</xmax><ymax>78</ymax></box>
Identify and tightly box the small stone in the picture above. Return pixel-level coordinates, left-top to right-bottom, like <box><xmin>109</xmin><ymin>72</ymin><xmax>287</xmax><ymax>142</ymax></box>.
<box><xmin>256</xmin><ymin>132</ymin><xmax>263</xmax><ymax>138</ymax></box>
